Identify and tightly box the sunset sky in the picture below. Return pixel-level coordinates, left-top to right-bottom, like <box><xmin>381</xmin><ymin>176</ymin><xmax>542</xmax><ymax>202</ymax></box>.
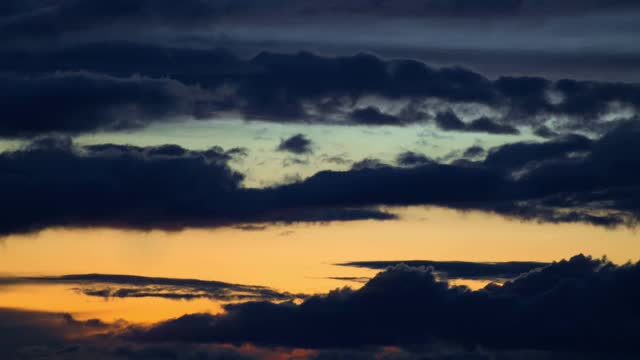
<box><xmin>2</xmin><ymin>1</ymin><xmax>640</xmax><ymax>359</ymax></box>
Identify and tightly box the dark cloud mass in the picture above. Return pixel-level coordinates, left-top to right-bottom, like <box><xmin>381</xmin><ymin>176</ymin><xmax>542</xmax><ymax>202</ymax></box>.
<box><xmin>0</xmin><ymin>72</ymin><xmax>210</xmax><ymax>137</ymax></box>
<box><xmin>0</xmin><ymin>136</ymin><xmax>395</xmax><ymax>234</ymax></box>
<box><xmin>3</xmin><ymin>1</ymin><xmax>640</xmax><ymax>359</ymax></box>
<box><xmin>5</xmin><ymin>121</ymin><xmax>640</xmax><ymax>234</ymax></box>
<box><xmin>124</xmin><ymin>255</ymin><xmax>640</xmax><ymax>356</ymax></box>
<box><xmin>0</xmin><ymin>44</ymin><xmax>640</xmax><ymax>136</ymax></box>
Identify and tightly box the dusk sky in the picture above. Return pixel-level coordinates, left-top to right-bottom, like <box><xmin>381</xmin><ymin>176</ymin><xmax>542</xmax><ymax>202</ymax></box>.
<box><xmin>2</xmin><ymin>1</ymin><xmax>640</xmax><ymax>359</ymax></box>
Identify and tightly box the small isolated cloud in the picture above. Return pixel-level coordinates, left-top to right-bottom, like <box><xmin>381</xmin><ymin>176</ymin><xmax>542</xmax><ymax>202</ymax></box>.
<box><xmin>277</xmin><ymin>134</ymin><xmax>314</xmax><ymax>154</ymax></box>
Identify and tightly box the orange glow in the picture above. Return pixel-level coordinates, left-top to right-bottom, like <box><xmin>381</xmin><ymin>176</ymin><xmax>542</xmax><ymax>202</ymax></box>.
<box><xmin>1</xmin><ymin>207</ymin><xmax>639</xmax><ymax>322</ymax></box>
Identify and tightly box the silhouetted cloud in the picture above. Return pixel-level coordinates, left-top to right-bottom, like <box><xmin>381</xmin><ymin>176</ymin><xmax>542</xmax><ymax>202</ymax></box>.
<box><xmin>463</xmin><ymin>145</ymin><xmax>485</xmax><ymax>159</ymax></box>
<box><xmin>0</xmin><ymin>308</ymin><xmax>112</xmax><ymax>359</ymax></box>
<box><xmin>533</xmin><ymin>125</ymin><xmax>559</xmax><ymax>139</ymax></box>
<box><xmin>0</xmin><ymin>308</ymin><xmax>261</xmax><ymax>359</ymax></box>
<box><xmin>435</xmin><ymin>111</ymin><xmax>520</xmax><ymax>135</ymax></box>
<box><xmin>1</xmin><ymin>46</ymin><xmax>639</xmax><ymax>137</ymax></box>
<box><xmin>0</xmin><ymin>136</ymin><xmax>394</xmax><ymax>234</ymax></box>
<box><xmin>0</xmin><ymin>273</ymin><xmax>303</xmax><ymax>302</ymax></box>
<box><xmin>338</xmin><ymin>260</ymin><xmax>548</xmax><ymax>280</ymax></box>
<box><xmin>124</xmin><ymin>255</ymin><xmax>640</xmax><ymax>356</ymax></box>
<box><xmin>395</xmin><ymin>151</ymin><xmax>435</xmax><ymax>167</ymax></box>
<box><xmin>0</xmin><ymin>72</ymin><xmax>213</xmax><ymax>137</ymax></box>
<box><xmin>277</xmin><ymin>134</ymin><xmax>313</xmax><ymax>154</ymax></box>
<box><xmin>5</xmin><ymin>122</ymin><xmax>640</xmax><ymax>234</ymax></box>
<box><xmin>350</xmin><ymin>158</ymin><xmax>390</xmax><ymax>170</ymax></box>
<box><xmin>350</xmin><ymin>107</ymin><xmax>404</xmax><ymax>126</ymax></box>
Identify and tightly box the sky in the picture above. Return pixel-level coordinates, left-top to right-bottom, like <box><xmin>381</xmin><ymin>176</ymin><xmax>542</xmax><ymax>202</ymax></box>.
<box><xmin>1</xmin><ymin>1</ymin><xmax>640</xmax><ymax>359</ymax></box>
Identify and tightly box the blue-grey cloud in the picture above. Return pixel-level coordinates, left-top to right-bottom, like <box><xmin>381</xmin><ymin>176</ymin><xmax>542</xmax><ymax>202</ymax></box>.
<box><xmin>1</xmin><ymin>46</ymin><xmax>640</xmax><ymax>137</ymax></box>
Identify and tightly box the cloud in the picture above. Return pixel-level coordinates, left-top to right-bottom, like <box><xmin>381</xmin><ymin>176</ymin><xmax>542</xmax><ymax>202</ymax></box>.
<box><xmin>0</xmin><ymin>273</ymin><xmax>303</xmax><ymax>302</ymax></box>
<box><xmin>395</xmin><ymin>151</ymin><xmax>435</xmax><ymax>167</ymax></box>
<box><xmin>0</xmin><ymin>308</ymin><xmax>113</xmax><ymax>358</ymax></box>
<box><xmin>0</xmin><ymin>135</ymin><xmax>394</xmax><ymax>235</ymax></box>
<box><xmin>435</xmin><ymin>111</ymin><xmax>520</xmax><ymax>135</ymax></box>
<box><xmin>350</xmin><ymin>107</ymin><xmax>405</xmax><ymax>126</ymax></box>
<box><xmin>4</xmin><ymin>122</ymin><xmax>640</xmax><ymax>235</ymax></box>
<box><xmin>123</xmin><ymin>254</ymin><xmax>640</xmax><ymax>355</ymax></box>
<box><xmin>1</xmin><ymin>46</ymin><xmax>640</xmax><ymax>136</ymax></box>
<box><xmin>350</xmin><ymin>158</ymin><xmax>390</xmax><ymax>170</ymax></box>
<box><xmin>0</xmin><ymin>308</ymin><xmax>261</xmax><ymax>359</ymax></box>
<box><xmin>3</xmin><ymin>0</ymin><xmax>640</xmax><ymax>45</ymax></box>
<box><xmin>1</xmin><ymin>257</ymin><xmax>637</xmax><ymax>359</ymax></box>
<box><xmin>483</xmin><ymin>133</ymin><xmax>592</xmax><ymax>169</ymax></box>
<box><xmin>277</xmin><ymin>134</ymin><xmax>314</xmax><ymax>154</ymax></box>
<box><xmin>0</xmin><ymin>72</ymin><xmax>213</xmax><ymax>138</ymax></box>
<box><xmin>463</xmin><ymin>145</ymin><xmax>485</xmax><ymax>159</ymax></box>
<box><xmin>338</xmin><ymin>259</ymin><xmax>549</xmax><ymax>280</ymax></box>
<box><xmin>533</xmin><ymin>125</ymin><xmax>559</xmax><ymax>139</ymax></box>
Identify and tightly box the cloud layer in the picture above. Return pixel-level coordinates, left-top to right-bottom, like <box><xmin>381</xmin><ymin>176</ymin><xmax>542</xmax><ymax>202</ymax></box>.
<box><xmin>4</xmin><ymin>120</ymin><xmax>640</xmax><ymax>234</ymax></box>
<box><xmin>1</xmin><ymin>45</ymin><xmax>640</xmax><ymax>137</ymax></box>
<box><xmin>125</xmin><ymin>255</ymin><xmax>640</xmax><ymax>355</ymax></box>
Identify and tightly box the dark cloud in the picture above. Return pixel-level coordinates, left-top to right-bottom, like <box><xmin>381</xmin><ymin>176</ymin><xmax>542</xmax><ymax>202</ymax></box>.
<box><xmin>277</xmin><ymin>134</ymin><xmax>314</xmax><ymax>154</ymax></box>
<box><xmin>350</xmin><ymin>158</ymin><xmax>390</xmax><ymax>171</ymax></box>
<box><xmin>435</xmin><ymin>110</ymin><xmax>467</xmax><ymax>131</ymax></box>
<box><xmin>533</xmin><ymin>125</ymin><xmax>559</xmax><ymax>139</ymax></box>
<box><xmin>124</xmin><ymin>254</ymin><xmax>640</xmax><ymax>356</ymax></box>
<box><xmin>0</xmin><ymin>46</ymin><xmax>639</xmax><ymax>136</ymax></box>
<box><xmin>0</xmin><ymin>72</ymin><xmax>216</xmax><ymax>138</ymax></box>
<box><xmin>0</xmin><ymin>308</ymin><xmax>112</xmax><ymax>359</ymax></box>
<box><xmin>4</xmin><ymin>122</ymin><xmax>640</xmax><ymax>235</ymax></box>
<box><xmin>396</xmin><ymin>151</ymin><xmax>435</xmax><ymax>167</ymax></box>
<box><xmin>435</xmin><ymin>111</ymin><xmax>519</xmax><ymax>135</ymax></box>
<box><xmin>0</xmin><ymin>273</ymin><xmax>303</xmax><ymax>302</ymax></box>
<box><xmin>0</xmin><ymin>308</ymin><xmax>260</xmax><ymax>359</ymax></box>
<box><xmin>3</xmin><ymin>0</ymin><xmax>640</xmax><ymax>45</ymax></box>
<box><xmin>483</xmin><ymin>133</ymin><xmax>592</xmax><ymax>169</ymax></box>
<box><xmin>338</xmin><ymin>259</ymin><xmax>548</xmax><ymax>280</ymax></box>
<box><xmin>321</xmin><ymin>154</ymin><xmax>352</xmax><ymax>165</ymax></box>
<box><xmin>272</xmin><ymin>122</ymin><xmax>640</xmax><ymax>227</ymax></box>
<box><xmin>463</xmin><ymin>145</ymin><xmax>485</xmax><ymax>159</ymax></box>
<box><xmin>467</xmin><ymin>116</ymin><xmax>520</xmax><ymax>135</ymax></box>
<box><xmin>350</xmin><ymin>107</ymin><xmax>404</xmax><ymax>126</ymax></box>
<box><xmin>0</xmin><ymin>136</ymin><xmax>394</xmax><ymax>235</ymax></box>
